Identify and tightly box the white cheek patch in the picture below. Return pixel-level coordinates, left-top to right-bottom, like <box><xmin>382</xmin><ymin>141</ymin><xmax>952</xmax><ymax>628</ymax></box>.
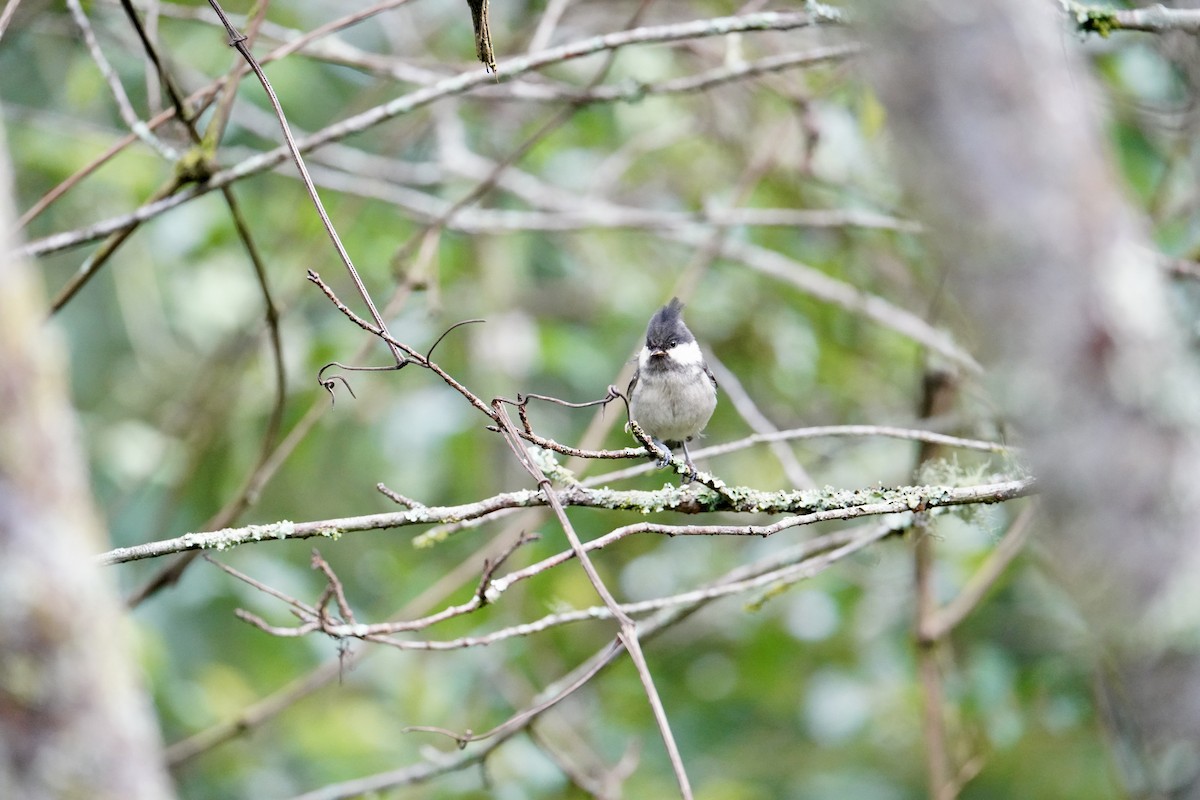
<box><xmin>668</xmin><ymin>340</ymin><xmax>704</xmax><ymax>366</ymax></box>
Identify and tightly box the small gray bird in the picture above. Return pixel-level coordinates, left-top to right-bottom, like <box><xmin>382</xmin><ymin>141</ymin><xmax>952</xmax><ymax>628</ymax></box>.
<box><xmin>627</xmin><ymin>297</ymin><xmax>718</xmax><ymax>479</ymax></box>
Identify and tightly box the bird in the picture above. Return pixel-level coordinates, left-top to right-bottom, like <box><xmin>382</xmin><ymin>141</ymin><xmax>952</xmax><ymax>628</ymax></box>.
<box><xmin>627</xmin><ymin>297</ymin><xmax>718</xmax><ymax>481</ymax></box>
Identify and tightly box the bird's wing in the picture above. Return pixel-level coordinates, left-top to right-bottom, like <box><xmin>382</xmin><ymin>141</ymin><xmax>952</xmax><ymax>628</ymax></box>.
<box><xmin>626</xmin><ymin>368</ymin><xmax>640</xmax><ymax>398</ymax></box>
<box><xmin>704</xmin><ymin>363</ymin><xmax>718</xmax><ymax>390</ymax></box>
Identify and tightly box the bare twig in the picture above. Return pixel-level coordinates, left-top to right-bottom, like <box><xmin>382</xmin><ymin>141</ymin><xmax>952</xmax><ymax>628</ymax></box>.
<box><xmin>165</xmin><ymin>532</ymin><xmax>518</xmax><ymax>766</ymax></box>
<box><xmin>376</xmin><ymin>483</ymin><xmax>425</xmax><ymax>508</ymax></box>
<box><xmin>239</xmin><ymin>524</ymin><xmax>893</xmax><ymax>646</ymax></box>
<box><xmin>202</xmin><ymin>0</ymin><xmax>270</xmax><ymax>149</ymax></box>
<box><xmin>310</xmin><ymin>551</ymin><xmax>356</xmax><ymax>624</ymax></box>
<box><xmin>205</xmin><ymin>0</ymin><xmax>404</xmax><ymax>365</ymax></box>
<box><xmin>305</xmin><ymin>271</ymin><xmax>495</xmax><ymax>418</ymax></box>
<box><xmin>118</xmin><ymin>0</ymin><xmax>200</xmax><ymax>137</ymax></box>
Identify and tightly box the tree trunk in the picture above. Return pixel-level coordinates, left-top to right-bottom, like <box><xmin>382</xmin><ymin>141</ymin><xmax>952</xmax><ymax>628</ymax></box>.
<box><xmin>856</xmin><ymin>0</ymin><xmax>1200</xmax><ymax>794</ymax></box>
<box><xmin>0</xmin><ymin>125</ymin><xmax>176</xmax><ymax>800</ymax></box>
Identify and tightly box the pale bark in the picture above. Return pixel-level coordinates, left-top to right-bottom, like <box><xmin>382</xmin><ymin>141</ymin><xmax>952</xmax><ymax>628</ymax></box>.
<box><xmin>857</xmin><ymin>0</ymin><xmax>1200</xmax><ymax>794</ymax></box>
<box><xmin>0</xmin><ymin>125</ymin><xmax>176</xmax><ymax>799</ymax></box>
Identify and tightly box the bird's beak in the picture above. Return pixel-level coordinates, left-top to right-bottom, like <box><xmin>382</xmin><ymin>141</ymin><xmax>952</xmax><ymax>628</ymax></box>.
<box><xmin>650</xmin><ymin>349</ymin><xmax>667</xmax><ymax>358</ymax></box>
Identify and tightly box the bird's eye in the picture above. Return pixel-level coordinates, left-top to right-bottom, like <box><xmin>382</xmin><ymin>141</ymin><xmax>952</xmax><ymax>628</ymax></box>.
<box><xmin>668</xmin><ymin>339</ymin><xmax>677</xmax><ymax>348</ymax></box>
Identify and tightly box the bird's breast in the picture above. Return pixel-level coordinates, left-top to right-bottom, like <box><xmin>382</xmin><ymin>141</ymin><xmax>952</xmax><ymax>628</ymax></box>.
<box><xmin>629</xmin><ymin>366</ymin><xmax>717</xmax><ymax>443</ymax></box>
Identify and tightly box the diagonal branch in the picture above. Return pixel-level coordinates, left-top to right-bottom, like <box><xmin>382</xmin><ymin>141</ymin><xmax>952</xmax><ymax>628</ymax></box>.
<box><xmin>204</xmin><ymin>0</ymin><xmax>405</xmax><ymax>365</ymax></box>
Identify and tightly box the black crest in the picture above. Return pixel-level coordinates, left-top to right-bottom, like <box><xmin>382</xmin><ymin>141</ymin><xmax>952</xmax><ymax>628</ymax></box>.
<box><xmin>646</xmin><ymin>297</ymin><xmax>692</xmax><ymax>347</ymax></box>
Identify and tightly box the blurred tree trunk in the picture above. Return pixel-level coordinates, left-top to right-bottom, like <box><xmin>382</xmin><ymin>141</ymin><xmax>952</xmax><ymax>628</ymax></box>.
<box><xmin>856</xmin><ymin>0</ymin><xmax>1200</xmax><ymax>795</ymax></box>
<box><xmin>0</xmin><ymin>129</ymin><xmax>176</xmax><ymax>797</ymax></box>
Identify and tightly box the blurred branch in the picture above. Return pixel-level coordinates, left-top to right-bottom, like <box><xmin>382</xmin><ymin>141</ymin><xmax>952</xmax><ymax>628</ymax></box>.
<box><xmin>437</xmin><ymin>148</ymin><xmax>972</xmax><ymax>371</ymax></box>
<box><xmin>15</xmin><ymin>90</ymin><xmax>220</xmax><ymax>229</ymax></box>
<box><xmin>66</xmin><ymin>0</ymin><xmax>179</xmax><ymax>159</ymax></box>
<box><xmin>706</xmin><ymin>353</ymin><xmax>816</xmax><ymax>489</ymax></box>
<box><xmin>18</xmin><ymin>0</ymin><xmax>419</xmax><ymax>227</ymax></box>
<box><xmin>47</xmin><ymin>177</ymin><xmax>186</xmax><ymax>313</ymax></box>
<box><xmin>118</xmin><ymin>0</ymin><xmax>200</xmax><ymax>137</ymax></box>
<box><xmin>15</xmin><ymin>10</ymin><xmax>838</xmax><ymax>258</ymax></box>
<box><xmin>527</xmin><ymin>0</ymin><xmax>572</xmax><ymax>54</ymax></box>
<box><xmin>860</xmin><ymin>0</ymin><xmax>1200</xmax><ymax>793</ymax></box>
<box><xmin>282</xmin><ymin>42</ymin><xmax>861</xmax><ymax>103</ymax></box>
<box><xmin>1065</xmin><ymin>2</ymin><xmax>1200</xmax><ymax>36</ymax></box>
<box><xmin>296</xmin><ymin>164</ymin><xmax>920</xmax><ymax>233</ymax></box>
<box><xmin>0</xmin><ymin>0</ymin><xmax>21</xmax><ymax>42</ymax></box>
<box><xmin>707</xmin><ymin>236</ymin><xmax>980</xmax><ymax>373</ymax></box>
<box><xmin>919</xmin><ymin>503</ymin><xmax>1036</xmax><ymax>643</ymax></box>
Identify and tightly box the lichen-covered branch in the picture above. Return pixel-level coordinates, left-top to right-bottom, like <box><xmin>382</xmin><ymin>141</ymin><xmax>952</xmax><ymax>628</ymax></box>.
<box><xmin>99</xmin><ymin>476</ymin><xmax>1033</xmax><ymax>565</ymax></box>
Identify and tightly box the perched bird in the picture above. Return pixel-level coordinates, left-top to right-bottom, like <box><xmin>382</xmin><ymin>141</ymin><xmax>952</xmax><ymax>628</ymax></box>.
<box><xmin>627</xmin><ymin>297</ymin><xmax>718</xmax><ymax>480</ymax></box>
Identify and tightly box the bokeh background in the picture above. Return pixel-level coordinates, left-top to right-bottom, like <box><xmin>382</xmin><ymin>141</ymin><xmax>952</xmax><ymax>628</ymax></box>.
<box><xmin>3</xmin><ymin>1</ymin><xmax>1198</xmax><ymax>797</ymax></box>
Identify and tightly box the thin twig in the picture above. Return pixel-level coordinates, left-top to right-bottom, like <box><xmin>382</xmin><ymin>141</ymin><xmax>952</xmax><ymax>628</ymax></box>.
<box><xmin>239</xmin><ymin>525</ymin><xmax>893</xmax><ymax>646</ymax></box>
<box><xmin>118</xmin><ymin>0</ymin><xmax>200</xmax><ymax>138</ymax></box>
<box><xmin>165</xmin><ymin>532</ymin><xmax>517</xmax><ymax>766</ymax></box>
<box><xmin>66</xmin><ymin>0</ymin><xmax>179</xmax><ymax>159</ymax></box>
<box><xmin>202</xmin><ymin>0</ymin><xmax>270</xmax><ymax>150</ymax></box>
<box><xmin>205</xmin><ymin>0</ymin><xmax>404</xmax><ymax>365</ymax></box>
<box><xmin>305</xmin><ymin>271</ymin><xmax>495</xmax><ymax>418</ymax></box>
<box><xmin>310</xmin><ymin>551</ymin><xmax>356</xmax><ymax>624</ymax></box>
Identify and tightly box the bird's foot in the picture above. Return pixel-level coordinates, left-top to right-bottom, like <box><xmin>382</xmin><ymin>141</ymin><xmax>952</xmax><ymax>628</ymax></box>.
<box><xmin>651</xmin><ymin>440</ymin><xmax>674</xmax><ymax>469</ymax></box>
<box><xmin>681</xmin><ymin>441</ymin><xmax>698</xmax><ymax>484</ymax></box>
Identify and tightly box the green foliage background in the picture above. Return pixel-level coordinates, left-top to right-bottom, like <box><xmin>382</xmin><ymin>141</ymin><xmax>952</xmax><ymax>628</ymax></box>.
<box><xmin>3</xmin><ymin>1</ymin><xmax>1195</xmax><ymax>797</ymax></box>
